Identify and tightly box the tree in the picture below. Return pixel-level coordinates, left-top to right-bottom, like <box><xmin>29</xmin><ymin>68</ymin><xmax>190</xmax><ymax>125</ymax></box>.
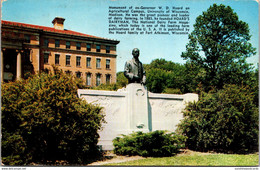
<box><xmin>116</xmin><ymin>71</ymin><xmax>128</xmax><ymax>88</ymax></box>
<box><xmin>2</xmin><ymin>67</ymin><xmax>105</xmax><ymax>165</ymax></box>
<box><xmin>144</xmin><ymin>59</ymin><xmax>188</xmax><ymax>93</ymax></box>
<box><xmin>91</xmin><ymin>72</ymin><xmax>128</xmax><ymax>91</ymax></box>
<box><xmin>145</xmin><ymin>67</ymin><xmax>169</xmax><ymax>93</ymax></box>
<box><xmin>181</xmin><ymin>4</ymin><xmax>256</xmax><ymax>90</ymax></box>
<box><xmin>182</xmin><ymin>61</ymin><xmax>206</xmax><ymax>93</ymax></box>
<box><xmin>177</xmin><ymin>84</ymin><xmax>259</xmax><ymax>153</ymax></box>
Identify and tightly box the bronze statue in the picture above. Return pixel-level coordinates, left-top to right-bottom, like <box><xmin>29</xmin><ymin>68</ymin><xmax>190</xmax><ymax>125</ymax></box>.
<box><xmin>124</xmin><ymin>48</ymin><xmax>146</xmax><ymax>84</ymax></box>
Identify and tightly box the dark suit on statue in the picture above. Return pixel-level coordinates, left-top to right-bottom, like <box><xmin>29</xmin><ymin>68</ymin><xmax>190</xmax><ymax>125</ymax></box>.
<box><xmin>124</xmin><ymin>58</ymin><xmax>146</xmax><ymax>84</ymax></box>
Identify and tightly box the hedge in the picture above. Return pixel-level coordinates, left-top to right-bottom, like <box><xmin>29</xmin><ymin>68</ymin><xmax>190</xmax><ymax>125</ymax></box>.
<box><xmin>177</xmin><ymin>84</ymin><xmax>258</xmax><ymax>153</ymax></box>
<box><xmin>2</xmin><ymin>68</ymin><xmax>105</xmax><ymax>165</ymax></box>
<box><xmin>113</xmin><ymin>130</ymin><xmax>186</xmax><ymax>157</ymax></box>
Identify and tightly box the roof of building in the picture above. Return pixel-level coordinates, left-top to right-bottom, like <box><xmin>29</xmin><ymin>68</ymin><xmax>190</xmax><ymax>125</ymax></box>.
<box><xmin>1</xmin><ymin>20</ymin><xmax>119</xmax><ymax>43</ymax></box>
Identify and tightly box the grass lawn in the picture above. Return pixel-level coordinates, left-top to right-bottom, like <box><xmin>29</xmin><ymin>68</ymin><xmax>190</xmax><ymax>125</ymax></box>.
<box><xmin>105</xmin><ymin>153</ymin><xmax>259</xmax><ymax>166</ymax></box>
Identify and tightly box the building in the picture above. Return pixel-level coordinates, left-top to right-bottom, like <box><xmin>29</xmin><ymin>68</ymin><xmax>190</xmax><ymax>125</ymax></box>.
<box><xmin>1</xmin><ymin>17</ymin><xmax>120</xmax><ymax>86</ymax></box>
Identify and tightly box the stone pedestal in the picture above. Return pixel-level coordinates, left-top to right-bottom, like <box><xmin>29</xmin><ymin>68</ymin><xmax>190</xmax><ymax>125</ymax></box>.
<box><xmin>78</xmin><ymin>84</ymin><xmax>199</xmax><ymax>150</ymax></box>
<box><xmin>126</xmin><ymin>83</ymin><xmax>149</xmax><ymax>132</ymax></box>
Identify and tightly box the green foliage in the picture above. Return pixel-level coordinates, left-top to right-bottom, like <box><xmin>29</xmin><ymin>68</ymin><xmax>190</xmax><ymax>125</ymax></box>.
<box><xmin>182</xmin><ymin>62</ymin><xmax>207</xmax><ymax>93</ymax></box>
<box><xmin>144</xmin><ymin>59</ymin><xmax>187</xmax><ymax>93</ymax></box>
<box><xmin>181</xmin><ymin>4</ymin><xmax>256</xmax><ymax>91</ymax></box>
<box><xmin>116</xmin><ymin>71</ymin><xmax>128</xmax><ymax>88</ymax></box>
<box><xmin>91</xmin><ymin>83</ymin><xmax>119</xmax><ymax>91</ymax></box>
<box><xmin>107</xmin><ymin>154</ymin><xmax>259</xmax><ymax>166</ymax></box>
<box><xmin>177</xmin><ymin>84</ymin><xmax>259</xmax><ymax>153</ymax></box>
<box><xmin>145</xmin><ymin>68</ymin><xmax>169</xmax><ymax>93</ymax></box>
<box><xmin>2</xmin><ymin>67</ymin><xmax>105</xmax><ymax>165</ymax></box>
<box><xmin>90</xmin><ymin>72</ymin><xmax>128</xmax><ymax>91</ymax></box>
<box><xmin>162</xmin><ymin>88</ymin><xmax>182</xmax><ymax>94</ymax></box>
<box><xmin>113</xmin><ymin>130</ymin><xmax>186</xmax><ymax>157</ymax></box>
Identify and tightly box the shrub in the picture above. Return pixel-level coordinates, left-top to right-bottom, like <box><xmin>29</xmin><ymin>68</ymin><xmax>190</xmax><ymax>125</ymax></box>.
<box><xmin>92</xmin><ymin>83</ymin><xmax>119</xmax><ymax>91</ymax></box>
<box><xmin>163</xmin><ymin>88</ymin><xmax>182</xmax><ymax>94</ymax></box>
<box><xmin>113</xmin><ymin>130</ymin><xmax>186</xmax><ymax>157</ymax></box>
<box><xmin>2</xmin><ymin>67</ymin><xmax>105</xmax><ymax>165</ymax></box>
<box><xmin>145</xmin><ymin>68</ymin><xmax>169</xmax><ymax>93</ymax></box>
<box><xmin>88</xmin><ymin>72</ymin><xmax>128</xmax><ymax>91</ymax></box>
<box><xmin>177</xmin><ymin>84</ymin><xmax>259</xmax><ymax>153</ymax></box>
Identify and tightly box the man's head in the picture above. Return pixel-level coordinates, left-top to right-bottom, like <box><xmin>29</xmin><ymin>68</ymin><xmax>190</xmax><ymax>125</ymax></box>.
<box><xmin>132</xmin><ymin>48</ymin><xmax>140</xmax><ymax>59</ymax></box>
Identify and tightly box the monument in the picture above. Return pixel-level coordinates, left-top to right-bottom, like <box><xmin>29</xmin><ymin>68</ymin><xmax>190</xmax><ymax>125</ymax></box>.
<box><xmin>124</xmin><ymin>48</ymin><xmax>146</xmax><ymax>84</ymax></box>
<box><xmin>123</xmin><ymin>48</ymin><xmax>149</xmax><ymax>132</ymax></box>
<box><xmin>78</xmin><ymin>48</ymin><xmax>198</xmax><ymax>150</ymax></box>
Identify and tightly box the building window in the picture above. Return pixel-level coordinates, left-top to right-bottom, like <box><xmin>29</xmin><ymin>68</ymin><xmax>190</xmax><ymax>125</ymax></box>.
<box><xmin>65</xmin><ymin>70</ymin><xmax>71</xmax><ymax>75</ymax></box>
<box><xmin>76</xmin><ymin>56</ymin><xmax>81</xmax><ymax>67</ymax></box>
<box><xmin>76</xmin><ymin>42</ymin><xmax>81</xmax><ymax>50</ymax></box>
<box><xmin>106</xmin><ymin>74</ymin><xmax>111</xmax><ymax>84</ymax></box>
<box><xmin>106</xmin><ymin>59</ymin><xmax>110</xmax><ymax>69</ymax></box>
<box><xmin>96</xmin><ymin>58</ymin><xmax>101</xmax><ymax>68</ymax></box>
<box><xmin>55</xmin><ymin>39</ymin><xmax>60</xmax><ymax>48</ymax></box>
<box><xmin>76</xmin><ymin>72</ymin><xmax>81</xmax><ymax>78</ymax></box>
<box><xmin>106</xmin><ymin>46</ymin><xmax>110</xmax><ymax>53</ymax></box>
<box><xmin>66</xmin><ymin>41</ymin><xmax>70</xmax><ymax>49</ymax></box>
<box><xmin>96</xmin><ymin>45</ymin><xmax>101</xmax><ymax>52</ymax></box>
<box><xmin>55</xmin><ymin>54</ymin><xmax>60</xmax><ymax>65</ymax></box>
<box><xmin>44</xmin><ymin>39</ymin><xmax>49</xmax><ymax>47</ymax></box>
<box><xmin>24</xmin><ymin>34</ymin><xmax>30</xmax><ymax>43</ymax></box>
<box><xmin>87</xmin><ymin>43</ymin><xmax>91</xmax><ymax>51</ymax></box>
<box><xmin>87</xmin><ymin>57</ymin><xmax>91</xmax><ymax>68</ymax></box>
<box><xmin>96</xmin><ymin>74</ymin><xmax>101</xmax><ymax>86</ymax></box>
<box><xmin>44</xmin><ymin>53</ymin><xmax>49</xmax><ymax>64</ymax></box>
<box><xmin>86</xmin><ymin>73</ymin><xmax>91</xmax><ymax>86</ymax></box>
<box><xmin>66</xmin><ymin>55</ymin><xmax>71</xmax><ymax>66</ymax></box>
<box><xmin>44</xmin><ymin>68</ymin><xmax>50</xmax><ymax>74</ymax></box>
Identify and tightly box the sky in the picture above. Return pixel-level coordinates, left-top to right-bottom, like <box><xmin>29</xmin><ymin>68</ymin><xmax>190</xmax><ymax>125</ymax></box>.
<box><xmin>1</xmin><ymin>0</ymin><xmax>259</xmax><ymax>72</ymax></box>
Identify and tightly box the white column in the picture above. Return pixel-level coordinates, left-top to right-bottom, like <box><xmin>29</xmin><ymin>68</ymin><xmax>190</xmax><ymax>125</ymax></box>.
<box><xmin>126</xmin><ymin>83</ymin><xmax>150</xmax><ymax>132</ymax></box>
<box><xmin>16</xmin><ymin>51</ymin><xmax>22</xmax><ymax>80</ymax></box>
<box><xmin>37</xmin><ymin>52</ymin><xmax>40</xmax><ymax>72</ymax></box>
<box><xmin>1</xmin><ymin>49</ymin><xmax>4</xmax><ymax>82</ymax></box>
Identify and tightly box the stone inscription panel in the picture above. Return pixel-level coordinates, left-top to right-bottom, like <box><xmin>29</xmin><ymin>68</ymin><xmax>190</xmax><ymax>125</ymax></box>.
<box><xmin>108</xmin><ymin>6</ymin><xmax>190</xmax><ymax>35</ymax></box>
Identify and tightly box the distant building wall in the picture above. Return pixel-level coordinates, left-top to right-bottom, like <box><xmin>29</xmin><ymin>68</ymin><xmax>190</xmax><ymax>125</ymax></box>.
<box><xmin>1</xmin><ymin>17</ymin><xmax>119</xmax><ymax>86</ymax></box>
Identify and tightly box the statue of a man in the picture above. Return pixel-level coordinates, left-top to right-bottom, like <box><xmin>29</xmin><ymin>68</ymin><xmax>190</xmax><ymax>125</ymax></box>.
<box><xmin>124</xmin><ymin>48</ymin><xmax>146</xmax><ymax>84</ymax></box>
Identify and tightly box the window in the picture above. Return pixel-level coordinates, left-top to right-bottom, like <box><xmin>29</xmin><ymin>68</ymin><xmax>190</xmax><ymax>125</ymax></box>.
<box><xmin>44</xmin><ymin>39</ymin><xmax>49</xmax><ymax>47</ymax></box>
<box><xmin>76</xmin><ymin>42</ymin><xmax>81</xmax><ymax>50</ymax></box>
<box><xmin>55</xmin><ymin>39</ymin><xmax>60</xmax><ymax>48</ymax></box>
<box><xmin>65</xmin><ymin>70</ymin><xmax>71</xmax><ymax>75</ymax></box>
<box><xmin>76</xmin><ymin>56</ymin><xmax>81</xmax><ymax>67</ymax></box>
<box><xmin>44</xmin><ymin>68</ymin><xmax>50</xmax><ymax>74</ymax></box>
<box><xmin>24</xmin><ymin>34</ymin><xmax>30</xmax><ymax>43</ymax></box>
<box><xmin>96</xmin><ymin>58</ymin><xmax>101</xmax><ymax>68</ymax></box>
<box><xmin>87</xmin><ymin>57</ymin><xmax>91</xmax><ymax>67</ymax></box>
<box><xmin>66</xmin><ymin>55</ymin><xmax>71</xmax><ymax>66</ymax></box>
<box><xmin>106</xmin><ymin>59</ymin><xmax>110</xmax><ymax>69</ymax></box>
<box><xmin>106</xmin><ymin>74</ymin><xmax>111</xmax><ymax>84</ymax></box>
<box><xmin>55</xmin><ymin>54</ymin><xmax>60</xmax><ymax>65</ymax></box>
<box><xmin>96</xmin><ymin>45</ymin><xmax>101</xmax><ymax>52</ymax></box>
<box><xmin>76</xmin><ymin>72</ymin><xmax>81</xmax><ymax>78</ymax></box>
<box><xmin>66</xmin><ymin>41</ymin><xmax>70</xmax><ymax>49</ymax></box>
<box><xmin>44</xmin><ymin>53</ymin><xmax>49</xmax><ymax>64</ymax></box>
<box><xmin>87</xmin><ymin>43</ymin><xmax>91</xmax><ymax>51</ymax></box>
<box><xmin>96</xmin><ymin>74</ymin><xmax>101</xmax><ymax>86</ymax></box>
<box><xmin>86</xmin><ymin>73</ymin><xmax>91</xmax><ymax>86</ymax></box>
<box><xmin>106</xmin><ymin>46</ymin><xmax>110</xmax><ymax>53</ymax></box>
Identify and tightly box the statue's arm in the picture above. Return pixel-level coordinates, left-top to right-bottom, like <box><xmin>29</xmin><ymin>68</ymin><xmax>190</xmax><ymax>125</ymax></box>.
<box><xmin>141</xmin><ymin>64</ymin><xmax>146</xmax><ymax>84</ymax></box>
<box><xmin>124</xmin><ymin>62</ymin><xmax>134</xmax><ymax>80</ymax></box>
<box><xmin>142</xmin><ymin>70</ymin><xmax>146</xmax><ymax>84</ymax></box>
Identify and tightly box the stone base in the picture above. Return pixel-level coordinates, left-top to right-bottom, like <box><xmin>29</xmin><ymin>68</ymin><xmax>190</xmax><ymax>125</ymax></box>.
<box><xmin>78</xmin><ymin>84</ymin><xmax>198</xmax><ymax>150</ymax></box>
<box><xmin>126</xmin><ymin>83</ymin><xmax>150</xmax><ymax>132</ymax></box>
